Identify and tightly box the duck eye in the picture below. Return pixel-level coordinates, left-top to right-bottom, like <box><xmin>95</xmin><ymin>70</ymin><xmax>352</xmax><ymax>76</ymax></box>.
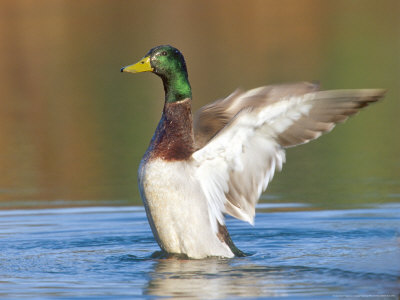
<box><xmin>161</xmin><ymin>51</ymin><xmax>168</xmax><ymax>56</ymax></box>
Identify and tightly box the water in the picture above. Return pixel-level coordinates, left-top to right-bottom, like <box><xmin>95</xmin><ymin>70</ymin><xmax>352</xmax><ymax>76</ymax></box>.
<box><xmin>1</xmin><ymin>204</ymin><xmax>399</xmax><ymax>299</ymax></box>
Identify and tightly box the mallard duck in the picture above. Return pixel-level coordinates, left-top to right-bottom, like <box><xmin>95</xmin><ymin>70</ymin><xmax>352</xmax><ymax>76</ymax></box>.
<box><xmin>121</xmin><ymin>45</ymin><xmax>385</xmax><ymax>259</ymax></box>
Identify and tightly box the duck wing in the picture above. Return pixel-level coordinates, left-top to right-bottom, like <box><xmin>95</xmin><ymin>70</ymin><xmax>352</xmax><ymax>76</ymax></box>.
<box><xmin>193</xmin><ymin>82</ymin><xmax>319</xmax><ymax>149</ymax></box>
<box><xmin>192</xmin><ymin>84</ymin><xmax>385</xmax><ymax>231</ymax></box>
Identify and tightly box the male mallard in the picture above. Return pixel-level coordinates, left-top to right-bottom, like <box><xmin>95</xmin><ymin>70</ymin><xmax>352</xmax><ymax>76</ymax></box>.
<box><xmin>121</xmin><ymin>45</ymin><xmax>385</xmax><ymax>259</ymax></box>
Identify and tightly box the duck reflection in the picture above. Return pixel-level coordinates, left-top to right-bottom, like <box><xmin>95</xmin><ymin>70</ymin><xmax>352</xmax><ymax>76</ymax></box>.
<box><xmin>144</xmin><ymin>256</ymin><xmax>283</xmax><ymax>298</ymax></box>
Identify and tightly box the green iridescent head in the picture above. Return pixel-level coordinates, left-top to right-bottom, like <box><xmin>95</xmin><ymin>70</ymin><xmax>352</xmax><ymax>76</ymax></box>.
<box><xmin>121</xmin><ymin>45</ymin><xmax>192</xmax><ymax>103</ymax></box>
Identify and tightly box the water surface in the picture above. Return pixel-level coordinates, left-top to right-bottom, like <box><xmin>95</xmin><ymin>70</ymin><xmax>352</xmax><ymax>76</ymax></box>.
<box><xmin>1</xmin><ymin>203</ymin><xmax>399</xmax><ymax>299</ymax></box>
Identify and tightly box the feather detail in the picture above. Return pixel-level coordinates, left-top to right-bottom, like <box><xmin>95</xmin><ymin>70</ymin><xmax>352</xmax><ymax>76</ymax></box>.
<box><xmin>193</xmin><ymin>82</ymin><xmax>319</xmax><ymax>149</ymax></box>
<box><xmin>146</xmin><ymin>98</ymin><xmax>195</xmax><ymax>161</ymax></box>
<box><xmin>192</xmin><ymin>83</ymin><xmax>385</xmax><ymax>232</ymax></box>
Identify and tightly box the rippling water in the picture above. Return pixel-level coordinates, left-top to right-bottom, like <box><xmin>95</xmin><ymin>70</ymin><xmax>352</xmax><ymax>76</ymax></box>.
<box><xmin>0</xmin><ymin>203</ymin><xmax>399</xmax><ymax>299</ymax></box>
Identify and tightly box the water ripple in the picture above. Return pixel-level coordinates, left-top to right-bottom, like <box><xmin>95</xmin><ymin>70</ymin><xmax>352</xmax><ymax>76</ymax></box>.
<box><xmin>0</xmin><ymin>204</ymin><xmax>399</xmax><ymax>299</ymax></box>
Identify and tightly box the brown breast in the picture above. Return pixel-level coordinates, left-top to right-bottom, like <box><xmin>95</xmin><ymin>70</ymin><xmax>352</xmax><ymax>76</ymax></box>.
<box><xmin>147</xmin><ymin>98</ymin><xmax>195</xmax><ymax>161</ymax></box>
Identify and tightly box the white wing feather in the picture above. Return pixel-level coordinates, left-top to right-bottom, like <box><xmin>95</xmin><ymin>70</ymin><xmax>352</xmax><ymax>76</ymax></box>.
<box><xmin>192</xmin><ymin>93</ymin><xmax>315</xmax><ymax>233</ymax></box>
<box><xmin>192</xmin><ymin>87</ymin><xmax>384</xmax><ymax>233</ymax></box>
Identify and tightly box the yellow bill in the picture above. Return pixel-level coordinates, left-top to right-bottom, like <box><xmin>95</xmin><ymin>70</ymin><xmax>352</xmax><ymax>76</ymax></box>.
<box><xmin>121</xmin><ymin>56</ymin><xmax>153</xmax><ymax>73</ymax></box>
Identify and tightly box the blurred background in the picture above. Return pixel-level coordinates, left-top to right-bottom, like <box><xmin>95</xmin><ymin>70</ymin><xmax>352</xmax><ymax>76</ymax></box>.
<box><xmin>0</xmin><ymin>0</ymin><xmax>399</xmax><ymax>209</ymax></box>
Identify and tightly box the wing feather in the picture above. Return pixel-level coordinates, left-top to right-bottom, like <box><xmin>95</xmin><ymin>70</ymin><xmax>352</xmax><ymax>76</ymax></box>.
<box><xmin>192</xmin><ymin>83</ymin><xmax>385</xmax><ymax>232</ymax></box>
<box><xmin>193</xmin><ymin>82</ymin><xmax>319</xmax><ymax>149</ymax></box>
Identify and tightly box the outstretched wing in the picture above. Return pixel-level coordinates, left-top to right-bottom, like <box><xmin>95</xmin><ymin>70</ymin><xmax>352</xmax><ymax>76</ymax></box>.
<box><xmin>193</xmin><ymin>82</ymin><xmax>319</xmax><ymax>149</ymax></box>
<box><xmin>192</xmin><ymin>84</ymin><xmax>385</xmax><ymax>232</ymax></box>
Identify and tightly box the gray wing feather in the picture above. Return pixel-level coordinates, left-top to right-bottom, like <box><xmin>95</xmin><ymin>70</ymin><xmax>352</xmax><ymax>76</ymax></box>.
<box><xmin>193</xmin><ymin>82</ymin><xmax>319</xmax><ymax>149</ymax></box>
<box><xmin>276</xmin><ymin>89</ymin><xmax>385</xmax><ymax>147</ymax></box>
<box><xmin>193</xmin><ymin>82</ymin><xmax>385</xmax><ymax>223</ymax></box>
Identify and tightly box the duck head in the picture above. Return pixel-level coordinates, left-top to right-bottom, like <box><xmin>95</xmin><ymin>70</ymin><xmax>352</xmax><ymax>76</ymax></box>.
<box><xmin>121</xmin><ymin>45</ymin><xmax>192</xmax><ymax>103</ymax></box>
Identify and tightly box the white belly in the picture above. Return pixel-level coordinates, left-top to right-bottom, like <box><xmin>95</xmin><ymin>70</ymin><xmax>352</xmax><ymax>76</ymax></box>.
<box><xmin>138</xmin><ymin>158</ymin><xmax>233</xmax><ymax>259</ymax></box>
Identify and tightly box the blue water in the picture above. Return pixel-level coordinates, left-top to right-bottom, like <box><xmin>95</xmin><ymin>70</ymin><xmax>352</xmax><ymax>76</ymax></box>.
<box><xmin>0</xmin><ymin>204</ymin><xmax>399</xmax><ymax>299</ymax></box>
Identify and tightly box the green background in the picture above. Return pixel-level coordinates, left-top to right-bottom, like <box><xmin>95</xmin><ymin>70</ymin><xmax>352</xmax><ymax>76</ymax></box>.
<box><xmin>0</xmin><ymin>0</ymin><xmax>399</xmax><ymax>209</ymax></box>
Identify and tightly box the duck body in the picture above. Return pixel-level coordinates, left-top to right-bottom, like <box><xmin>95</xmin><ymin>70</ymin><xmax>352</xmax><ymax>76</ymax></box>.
<box><xmin>122</xmin><ymin>45</ymin><xmax>385</xmax><ymax>259</ymax></box>
<box><xmin>139</xmin><ymin>158</ymin><xmax>235</xmax><ymax>258</ymax></box>
<box><xmin>138</xmin><ymin>99</ymin><xmax>235</xmax><ymax>258</ymax></box>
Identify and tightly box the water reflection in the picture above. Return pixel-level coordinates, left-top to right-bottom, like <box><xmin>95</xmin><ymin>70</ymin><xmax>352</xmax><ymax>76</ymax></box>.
<box><xmin>146</xmin><ymin>258</ymin><xmax>270</xmax><ymax>298</ymax></box>
<box><xmin>144</xmin><ymin>256</ymin><xmax>400</xmax><ymax>298</ymax></box>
